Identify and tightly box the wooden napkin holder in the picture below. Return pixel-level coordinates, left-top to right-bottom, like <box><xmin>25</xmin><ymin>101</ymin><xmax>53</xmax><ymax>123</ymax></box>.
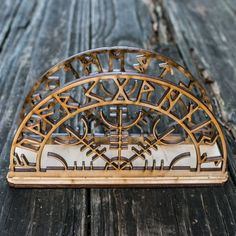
<box><xmin>7</xmin><ymin>47</ymin><xmax>227</xmax><ymax>187</ymax></box>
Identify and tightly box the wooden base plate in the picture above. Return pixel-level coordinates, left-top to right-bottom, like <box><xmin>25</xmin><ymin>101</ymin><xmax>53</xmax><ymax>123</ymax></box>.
<box><xmin>7</xmin><ymin>170</ymin><xmax>228</xmax><ymax>188</ymax></box>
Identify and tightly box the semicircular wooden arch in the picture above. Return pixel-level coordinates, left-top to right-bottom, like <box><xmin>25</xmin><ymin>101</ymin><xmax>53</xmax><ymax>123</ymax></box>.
<box><xmin>7</xmin><ymin>47</ymin><xmax>228</xmax><ymax>187</ymax></box>
<box><xmin>20</xmin><ymin>47</ymin><xmax>212</xmax><ymax>120</ymax></box>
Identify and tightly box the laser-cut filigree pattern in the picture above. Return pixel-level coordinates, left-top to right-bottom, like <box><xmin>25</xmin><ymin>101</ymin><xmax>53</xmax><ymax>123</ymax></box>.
<box><xmin>8</xmin><ymin>47</ymin><xmax>227</xmax><ymax>187</ymax></box>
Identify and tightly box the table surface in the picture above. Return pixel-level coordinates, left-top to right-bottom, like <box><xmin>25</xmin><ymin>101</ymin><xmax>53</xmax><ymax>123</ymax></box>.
<box><xmin>1</xmin><ymin>0</ymin><xmax>236</xmax><ymax>235</ymax></box>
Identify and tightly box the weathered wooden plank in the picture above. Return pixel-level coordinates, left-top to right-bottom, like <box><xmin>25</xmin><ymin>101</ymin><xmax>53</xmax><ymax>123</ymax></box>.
<box><xmin>91</xmin><ymin>189</ymin><xmax>170</xmax><ymax>235</ymax></box>
<box><xmin>159</xmin><ymin>2</ymin><xmax>236</xmax><ymax>234</ymax></box>
<box><xmin>1</xmin><ymin>189</ymin><xmax>78</xmax><ymax>235</ymax></box>
<box><xmin>180</xmin><ymin>189</ymin><xmax>211</xmax><ymax>235</ymax></box>
<box><xmin>162</xmin><ymin>0</ymin><xmax>236</xmax><ymax>179</ymax></box>
<box><xmin>213</xmin><ymin>183</ymin><xmax>236</xmax><ymax>235</ymax></box>
<box><xmin>154</xmin><ymin>189</ymin><xmax>179</xmax><ymax>235</ymax></box>
<box><xmin>91</xmin><ymin>0</ymin><xmax>153</xmax><ymax>48</ymax></box>
<box><xmin>89</xmin><ymin>0</ymin><xmax>236</xmax><ymax>235</ymax></box>
<box><xmin>0</xmin><ymin>3</ymin><xmax>44</xmax><ymax>231</ymax></box>
<box><xmin>0</xmin><ymin>0</ymin><xmax>236</xmax><ymax>235</ymax></box>
<box><xmin>200</xmin><ymin>187</ymin><xmax>228</xmax><ymax>236</ymax></box>
<box><xmin>223</xmin><ymin>178</ymin><xmax>236</xmax><ymax>221</ymax></box>
<box><xmin>171</xmin><ymin>188</ymin><xmax>193</xmax><ymax>236</ymax></box>
<box><xmin>0</xmin><ymin>1</ymin><xmax>90</xmax><ymax>235</ymax></box>
<box><xmin>0</xmin><ymin>0</ymin><xmax>21</xmax><ymax>51</ymax></box>
<box><xmin>163</xmin><ymin>0</ymin><xmax>236</xmax><ymax>128</ymax></box>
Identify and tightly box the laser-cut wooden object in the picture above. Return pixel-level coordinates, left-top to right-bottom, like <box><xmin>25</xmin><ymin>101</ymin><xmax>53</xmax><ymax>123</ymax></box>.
<box><xmin>7</xmin><ymin>47</ymin><xmax>228</xmax><ymax>187</ymax></box>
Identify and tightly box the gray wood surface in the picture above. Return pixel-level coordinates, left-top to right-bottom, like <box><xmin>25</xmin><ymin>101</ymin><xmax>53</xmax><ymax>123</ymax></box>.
<box><xmin>0</xmin><ymin>0</ymin><xmax>236</xmax><ymax>235</ymax></box>
<box><xmin>164</xmin><ymin>0</ymin><xmax>236</xmax><ymax>125</ymax></box>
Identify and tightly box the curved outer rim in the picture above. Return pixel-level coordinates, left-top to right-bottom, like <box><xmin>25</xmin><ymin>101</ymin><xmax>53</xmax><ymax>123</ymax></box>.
<box><xmin>10</xmin><ymin>72</ymin><xmax>227</xmax><ymax>173</ymax></box>
<box><xmin>22</xmin><ymin>46</ymin><xmax>211</xmax><ymax>118</ymax></box>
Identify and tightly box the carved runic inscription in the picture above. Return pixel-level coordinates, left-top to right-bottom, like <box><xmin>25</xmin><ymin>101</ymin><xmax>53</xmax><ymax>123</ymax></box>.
<box><xmin>8</xmin><ymin>47</ymin><xmax>227</xmax><ymax>187</ymax></box>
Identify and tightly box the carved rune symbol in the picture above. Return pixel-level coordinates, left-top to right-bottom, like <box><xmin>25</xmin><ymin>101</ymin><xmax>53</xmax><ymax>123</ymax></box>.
<box><xmin>85</xmin><ymin>79</ymin><xmax>104</xmax><ymax>102</ymax></box>
<box><xmin>113</xmin><ymin>78</ymin><xmax>130</xmax><ymax>101</ymax></box>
